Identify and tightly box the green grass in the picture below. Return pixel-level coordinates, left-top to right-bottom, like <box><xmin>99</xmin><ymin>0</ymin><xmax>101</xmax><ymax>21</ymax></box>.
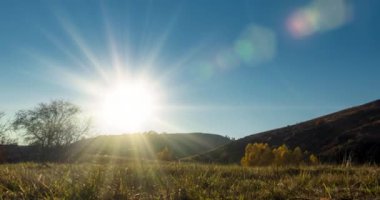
<box><xmin>0</xmin><ymin>161</ymin><xmax>379</xmax><ymax>199</ymax></box>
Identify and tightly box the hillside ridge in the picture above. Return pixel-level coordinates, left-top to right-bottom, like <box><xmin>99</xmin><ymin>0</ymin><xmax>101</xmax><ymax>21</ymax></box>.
<box><xmin>190</xmin><ymin>99</ymin><xmax>380</xmax><ymax>164</ymax></box>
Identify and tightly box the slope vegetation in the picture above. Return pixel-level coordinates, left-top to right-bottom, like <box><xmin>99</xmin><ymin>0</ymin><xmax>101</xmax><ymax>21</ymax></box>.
<box><xmin>191</xmin><ymin>100</ymin><xmax>380</xmax><ymax>164</ymax></box>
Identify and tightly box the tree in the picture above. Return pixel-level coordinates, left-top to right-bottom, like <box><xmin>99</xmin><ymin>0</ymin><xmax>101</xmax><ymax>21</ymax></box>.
<box><xmin>260</xmin><ymin>145</ymin><xmax>274</xmax><ymax>165</ymax></box>
<box><xmin>272</xmin><ymin>144</ymin><xmax>291</xmax><ymax>166</ymax></box>
<box><xmin>0</xmin><ymin>112</ymin><xmax>15</xmax><ymax>145</ymax></box>
<box><xmin>157</xmin><ymin>146</ymin><xmax>173</xmax><ymax>161</ymax></box>
<box><xmin>242</xmin><ymin>143</ymin><xmax>318</xmax><ymax>166</ymax></box>
<box><xmin>0</xmin><ymin>112</ymin><xmax>16</xmax><ymax>163</ymax></box>
<box><xmin>291</xmin><ymin>146</ymin><xmax>304</xmax><ymax>165</ymax></box>
<box><xmin>309</xmin><ymin>154</ymin><xmax>319</xmax><ymax>165</ymax></box>
<box><xmin>241</xmin><ymin>143</ymin><xmax>274</xmax><ymax>166</ymax></box>
<box><xmin>13</xmin><ymin>100</ymin><xmax>89</xmax><ymax>148</ymax></box>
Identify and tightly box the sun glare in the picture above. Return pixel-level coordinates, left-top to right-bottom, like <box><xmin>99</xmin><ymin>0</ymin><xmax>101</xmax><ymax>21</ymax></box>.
<box><xmin>100</xmin><ymin>80</ymin><xmax>158</xmax><ymax>132</ymax></box>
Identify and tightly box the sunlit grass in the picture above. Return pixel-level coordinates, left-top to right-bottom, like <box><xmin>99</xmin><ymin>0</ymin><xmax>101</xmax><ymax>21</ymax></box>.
<box><xmin>0</xmin><ymin>161</ymin><xmax>379</xmax><ymax>199</ymax></box>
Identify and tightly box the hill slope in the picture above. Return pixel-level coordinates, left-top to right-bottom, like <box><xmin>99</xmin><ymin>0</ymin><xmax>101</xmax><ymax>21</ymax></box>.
<box><xmin>69</xmin><ymin>132</ymin><xmax>231</xmax><ymax>160</ymax></box>
<box><xmin>191</xmin><ymin>100</ymin><xmax>380</xmax><ymax>164</ymax></box>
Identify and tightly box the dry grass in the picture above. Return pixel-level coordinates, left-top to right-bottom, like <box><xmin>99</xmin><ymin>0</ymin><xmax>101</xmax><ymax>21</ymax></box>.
<box><xmin>0</xmin><ymin>161</ymin><xmax>379</xmax><ymax>199</ymax></box>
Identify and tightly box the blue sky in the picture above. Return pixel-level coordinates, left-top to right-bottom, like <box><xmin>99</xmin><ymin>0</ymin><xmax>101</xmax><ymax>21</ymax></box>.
<box><xmin>0</xmin><ymin>0</ymin><xmax>379</xmax><ymax>138</ymax></box>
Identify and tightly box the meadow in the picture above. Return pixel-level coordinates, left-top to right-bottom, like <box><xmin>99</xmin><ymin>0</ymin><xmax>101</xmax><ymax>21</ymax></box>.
<box><xmin>0</xmin><ymin>161</ymin><xmax>379</xmax><ymax>200</ymax></box>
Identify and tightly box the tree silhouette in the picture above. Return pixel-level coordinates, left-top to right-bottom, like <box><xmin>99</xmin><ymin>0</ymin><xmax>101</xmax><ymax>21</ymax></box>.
<box><xmin>13</xmin><ymin>100</ymin><xmax>89</xmax><ymax>149</ymax></box>
<box><xmin>0</xmin><ymin>112</ymin><xmax>16</xmax><ymax>163</ymax></box>
<box><xmin>0</xmin><ymin>112</ymin><xmax>14</xmax><ymax>145</ymax></box>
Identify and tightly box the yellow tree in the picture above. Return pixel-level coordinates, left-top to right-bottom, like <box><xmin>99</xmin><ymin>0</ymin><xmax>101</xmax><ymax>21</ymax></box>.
<box><xmin>259</xmin><ymin>144</ymin><xmax>274</xmax><ymax>166</ymax></box>
<box><xmin>242</xmin><ymin>143</ymin><xmax>317</xmax><ymax>166</ymax></box>
<box><xmin>241</xmin><ymin>143</ymin><xmax>253</xmax><ymax>166</ymax></box>
<box><xmin>309</xmin><ymin>154</ymin><xmax>319</xmax><ymax>165</ymax></box>
<box><xmin>272</xmin><ymin>144</ymin><xmax>291</xmax><ymax>165</ymax></box>
<box><xmin>157</xmin><ymin>146</ymin><xmax>173</xmax><ymax>161</ymax></box>
<box><xmin>241</xmin><ymin>143</ymin><xmax>274</xmax><ymax>166</ymax></box>
<box><xmin>291</xmin><ymin>146</ymin><xmax>304</xmax><ymax>165</ymax></box>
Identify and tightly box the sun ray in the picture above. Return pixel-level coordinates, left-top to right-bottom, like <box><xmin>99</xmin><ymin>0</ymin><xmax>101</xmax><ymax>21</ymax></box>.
<box><xmin>138</xmin><ymin>10</ymin><xmax>180</xmax><ymax>73</ymax></box>
<box><xmin>99</xmin><ymin>5</ymin><xmax>125</xmax><ymax>78</ymax></box>
<box><xmin>30</xmin><ymin>7</ymin><xmax>214</xmax><ymax>136</ymax></box>
<box><xmin>57</xmin><ymin>17</ymin><xmax>110</xmax><ymax>81</ymax></box>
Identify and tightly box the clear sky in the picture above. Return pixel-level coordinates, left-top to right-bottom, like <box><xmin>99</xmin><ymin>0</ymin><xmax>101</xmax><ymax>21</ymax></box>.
<box><xmin>0</xmin><ymin>0</ymin><xmax>379</xmax><ymax>138</ymax></box>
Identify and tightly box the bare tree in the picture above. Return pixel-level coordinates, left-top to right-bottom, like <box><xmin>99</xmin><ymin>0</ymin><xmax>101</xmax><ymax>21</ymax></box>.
<box><xmin>0</xmin><ymin>112</ymin><xmax>14</xmax><ymax>145</ymax></box>
<box><xmin>13</xmin><ymin>100</ymin><xmax>90</xmax><ymax>148</ymax></box>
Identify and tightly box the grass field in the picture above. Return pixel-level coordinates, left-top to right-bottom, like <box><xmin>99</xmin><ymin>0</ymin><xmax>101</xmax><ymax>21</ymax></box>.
<box><xmin>0</xmin><ymin>161</ymin><xmax>379</xmax><ymax>199</ymax></box>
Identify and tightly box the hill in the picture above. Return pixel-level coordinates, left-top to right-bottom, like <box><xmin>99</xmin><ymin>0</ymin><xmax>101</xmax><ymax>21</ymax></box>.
<box><xmin>68</xmin><ymin>132</ymin><xmax>231</xmax><ymax>161</ymax></box>
<box><xmin>190</xmin><ymin>99</ymin><xmax>380</xmax><ymax>164</ymax></box>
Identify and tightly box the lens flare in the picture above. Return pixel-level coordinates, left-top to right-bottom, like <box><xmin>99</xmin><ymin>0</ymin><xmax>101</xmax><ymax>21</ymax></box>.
<box><xmin>234</xmin><ymin>25</ymin><xmax>276</xmax><ymax>65</ymax></box>
<box><xmin>193</xmin><ymin>24</ymin><xmax>276</xmax><ymax>80</ymax></box>
<box><xmin>287</xmin><ymin>0</ymin><xmax>352</xmax><ymax>38</ymax></box>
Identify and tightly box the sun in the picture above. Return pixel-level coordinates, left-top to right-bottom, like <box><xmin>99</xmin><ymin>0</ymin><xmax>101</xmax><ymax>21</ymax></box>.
<box><xmin>100</xmin><ymin>80</ymin><xmax>158</xmax><ymax>132</ymax></box>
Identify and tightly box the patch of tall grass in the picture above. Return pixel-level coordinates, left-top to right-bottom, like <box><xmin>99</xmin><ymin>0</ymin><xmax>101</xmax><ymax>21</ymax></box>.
<box><xmin>0</xmin><ymin>162</ymin><xmax>379</xmax><ymax>199</ymax></box>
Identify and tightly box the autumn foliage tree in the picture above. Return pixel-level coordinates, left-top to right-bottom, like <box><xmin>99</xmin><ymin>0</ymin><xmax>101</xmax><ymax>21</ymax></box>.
<box><xmin>309</xmin><ymin>154</ymin><xmax>319</xmax><ymax>165</ymax></box>
<box><xmin>157</xmin><ymin>146</ymin><xmax>173</xmax><ymax>161</ymax></box>
<box><xmin>241</xmin><ymin>143</ymin><xmax>273</xmax><ymax>166</ymax></box>
<box><xmin>291</xmin><ymin>147</ymin><xmax>304</xmax><ymax>165</ymax></box>
<box><xmin>272</xmin><ymin>144</ymin><xmax>292</xmax><ymax>165</ymax></box>
<box><xmin>241</xmin><ymin>143</ymin><xmax>319</xmax><ymax>166</ymax></box>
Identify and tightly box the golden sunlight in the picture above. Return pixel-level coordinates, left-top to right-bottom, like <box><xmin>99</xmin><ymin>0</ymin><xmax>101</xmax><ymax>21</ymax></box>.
<box><xmin>99</xmin><ymin>80</ymin><xmax>158</xmax><ymax>132</ymax></box>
